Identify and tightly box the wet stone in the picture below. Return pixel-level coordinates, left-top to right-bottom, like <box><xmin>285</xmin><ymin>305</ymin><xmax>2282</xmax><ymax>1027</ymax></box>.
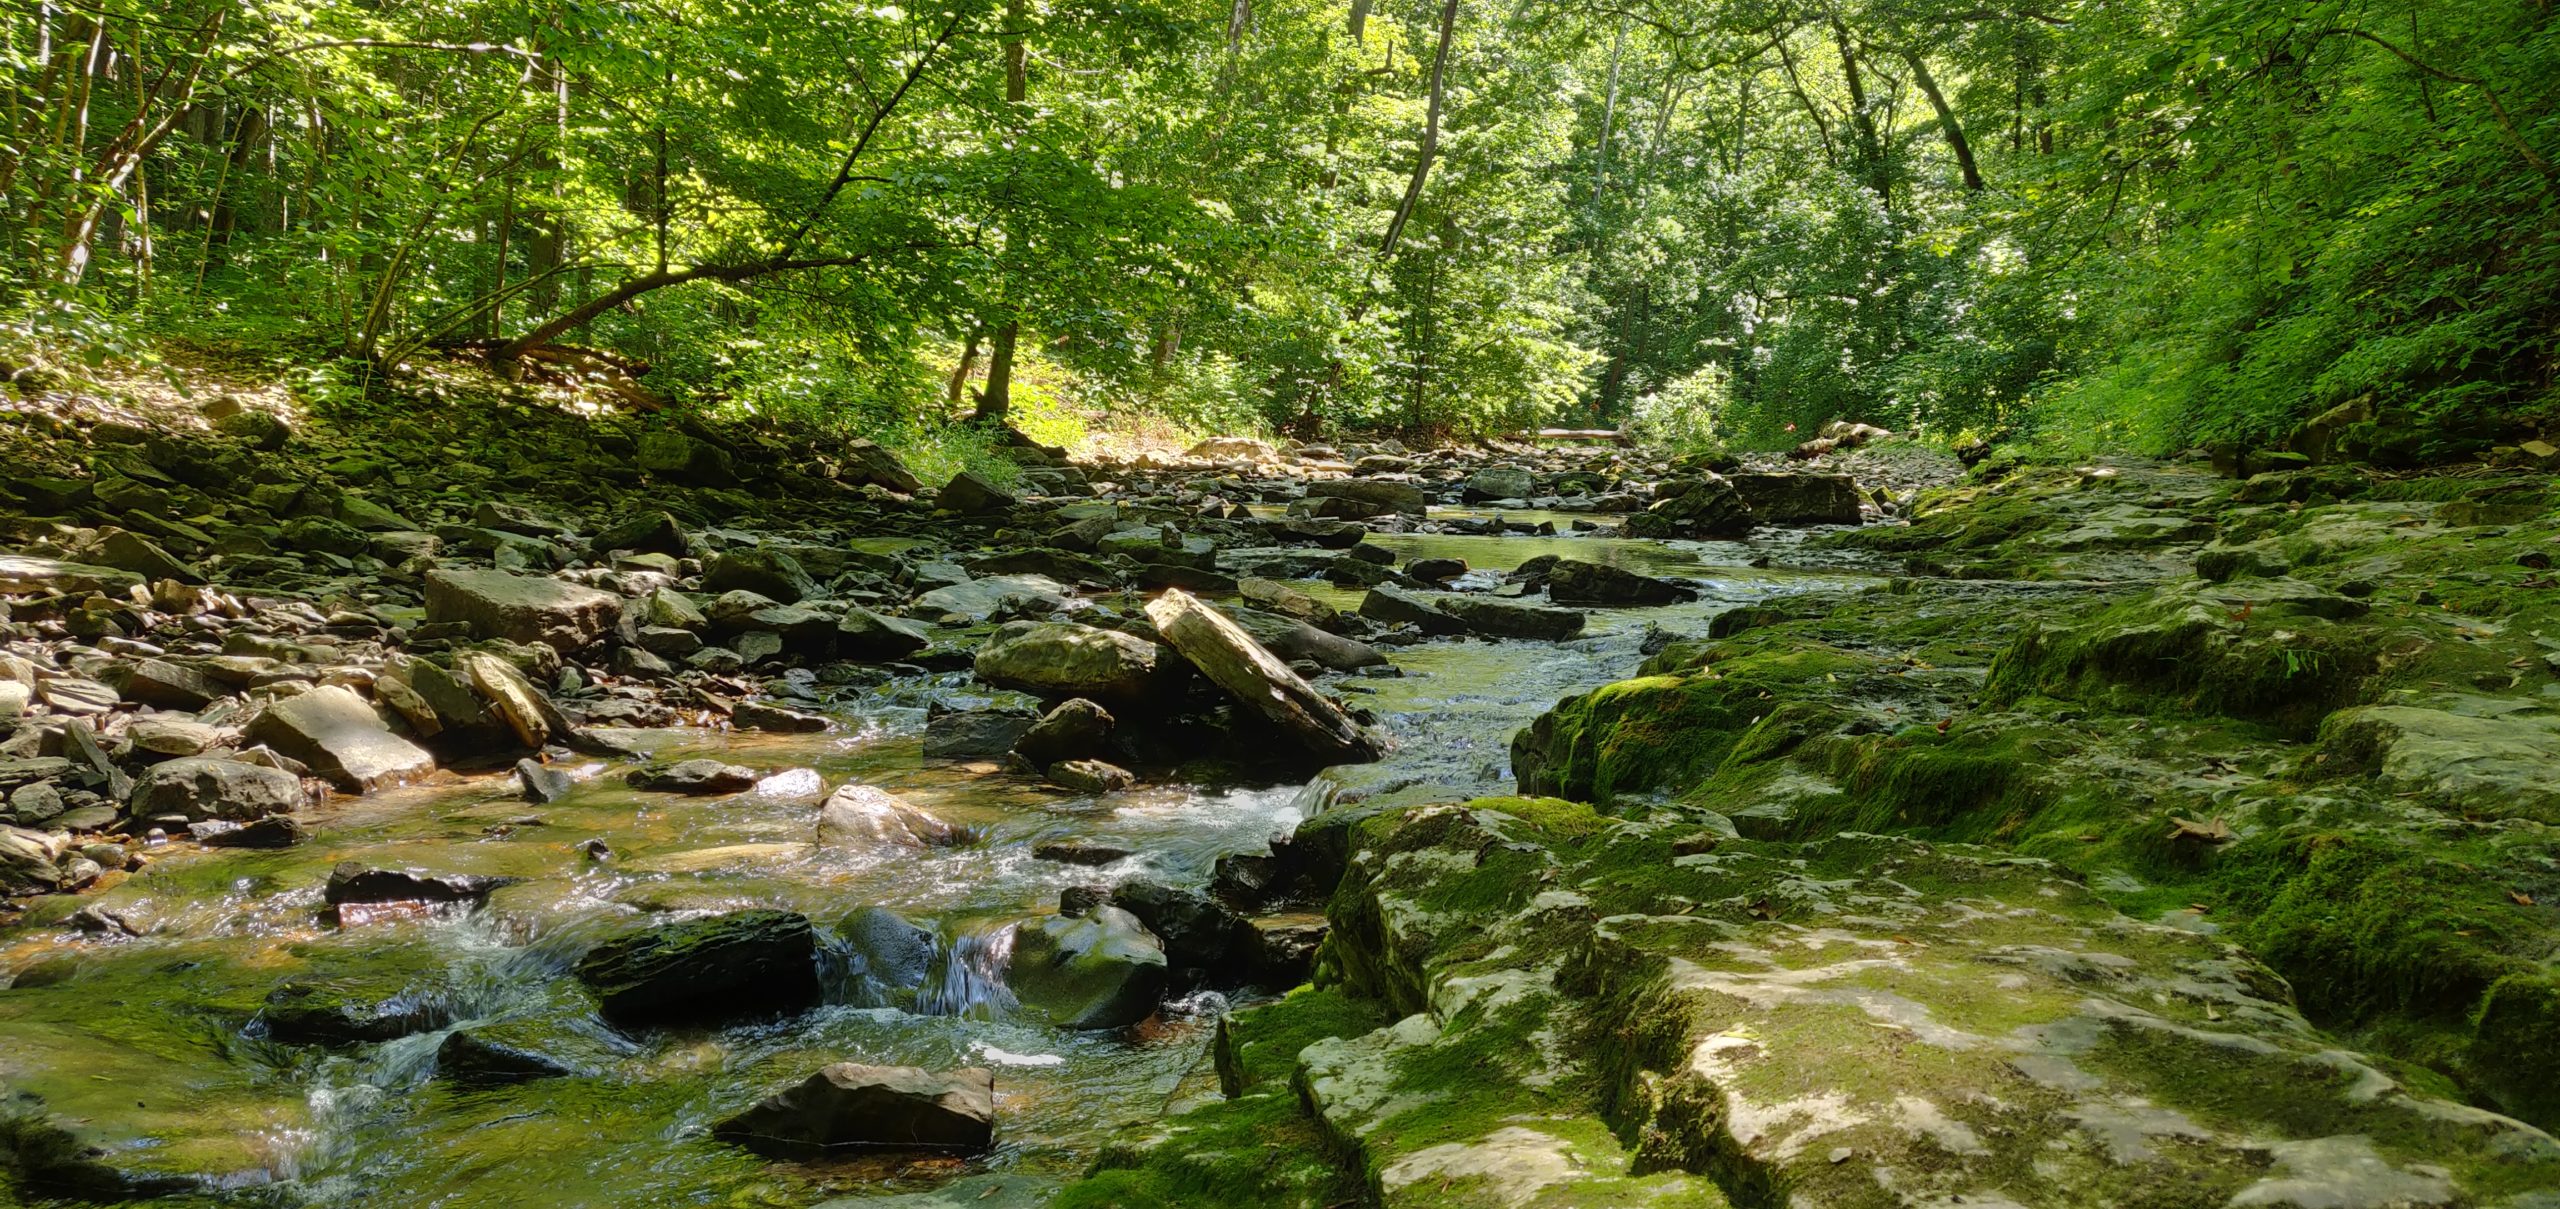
<box><xmin>575</xmin><ymin>908</ymin><xmax>822</xmax><ymax>1028</ymax></box>
<box><xmin>712</xmin><ymin>1063</ymin><xmax>995</xmax><ymax>1157</ymax></box>
<box><xmin>261</xmin><ymin>978</ymin><xmax>453</xmax><ymax>1047</ymax></box>
<box><xmin>627</xmin><ymin>759</ymin><xmax>759</xmax><ymax>795</ymax></box>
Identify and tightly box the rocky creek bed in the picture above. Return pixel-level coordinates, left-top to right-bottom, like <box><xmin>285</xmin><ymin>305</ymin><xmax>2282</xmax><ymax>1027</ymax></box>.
<box><xmin>2</xmin><ymin>386</ymin><xmax>2557</xmax><ymax>1208</ymax></box>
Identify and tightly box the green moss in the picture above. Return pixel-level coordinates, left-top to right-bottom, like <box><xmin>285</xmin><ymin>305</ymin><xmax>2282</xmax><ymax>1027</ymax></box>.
<box><xmin>2215</xmin><ymin>831</ymin><xmax>2533</xmax><ymax>1024</ymax></box>
<box><xmin>1215</xmin><ymin>987</ymin><xmax>1394</xmax><ymax>1096</ymax></box>
<box><xmin>1056</xmin><ymin>1090</ymin><xmax>1352</xmax><ymax>1209</ymax></box>
<box><xmin>1515</xmin><ymin>648</ymin><xmax>1870</xmax><ymax>804</ymax></box>
<box><xmin>1473</xmin><ymin>795</ymin><xmax>1610</xmax><ymax>838</ymax></box>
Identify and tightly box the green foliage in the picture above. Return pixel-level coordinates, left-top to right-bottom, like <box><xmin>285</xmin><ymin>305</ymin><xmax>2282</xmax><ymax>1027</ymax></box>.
<box><xmin>7</xmin><ymin>0</ymin><xmax>2553</xmax><ymax>450</ymax></box>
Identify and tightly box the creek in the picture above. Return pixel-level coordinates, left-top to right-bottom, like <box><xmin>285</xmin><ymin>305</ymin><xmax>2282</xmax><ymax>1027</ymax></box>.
<box><xmin>0</xmin><ymin>523</ymin><xmax>1871</xmax><ymax>1208</ymax></box>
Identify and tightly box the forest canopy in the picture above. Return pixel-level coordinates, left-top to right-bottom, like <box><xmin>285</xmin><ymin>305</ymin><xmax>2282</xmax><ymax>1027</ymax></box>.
<box><xmin>4</xmin><ymin>0</ymin><xmax>2554</xmax><ymax>457</ymax></box>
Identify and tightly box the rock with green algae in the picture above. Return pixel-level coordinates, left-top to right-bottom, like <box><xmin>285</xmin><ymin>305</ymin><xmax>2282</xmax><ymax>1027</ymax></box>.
<box><xmin>1108</xmin><ymin>800</ymin><xmax>2560</xmax><ymax>1208</ymax></box>
<box><xmin>1007</xmin><ymin>906</ymin><xmax>1168</xmax><ymax>1030</ymax></box>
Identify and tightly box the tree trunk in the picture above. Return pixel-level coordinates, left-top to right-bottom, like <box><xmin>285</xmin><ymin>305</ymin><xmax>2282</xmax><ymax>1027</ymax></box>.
<box><xmin>1379</xmin><ymin>0</ymin><xmax>1459</xmax><ymax>260</ymax></box>
<box><xmin>974</xmin><ymin>0</ymin><xmax>1030</xmax><ymax>422</ymax></box>
<box><xmin>947</xmin><ymin>323</ymin><xmax>983</xmax><ymax>408</ymax></box>
<box><xmin>976</xmin><ymin>323</ymin><xmax>1018</xmax><ymax>421</ymax></box>
<box><xmin>1832</xmin><ymin>19</ymin><xmax>1891</xmax><ymax>208</ymax></box>
<box><xmin>1903</xmin><ymin>48</ymin><xmax>1983</xmax><ymax>191</ymax></box>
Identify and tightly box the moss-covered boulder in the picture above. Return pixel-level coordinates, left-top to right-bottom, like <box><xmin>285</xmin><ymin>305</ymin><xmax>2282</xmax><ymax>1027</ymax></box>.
<box><xmin>1182</xmin><ymin>802</ymin><xmax>2559</xmax><ymax>1206</ymax></box>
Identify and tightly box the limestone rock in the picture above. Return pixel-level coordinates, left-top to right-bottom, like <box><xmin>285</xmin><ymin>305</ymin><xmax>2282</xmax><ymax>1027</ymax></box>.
<box><xmin>628</xmin><ymin>759</ymin><xmax>759</xmax><ymax>795</ymax></box>
<box><xmin>973</xmin><ymin>620</ymin><xmax>1189</xmax><ymax>707</ymax></box>
<box><xmin>424</xmin><ymin>569</ymin><xmax>620</xmax><ymax>652</ymax></box>
<box><xmin>130</xmin><ymin>757</ymin><xmax>304</xmax><ymax>822</ymax></box>
<box><xmin>1013</xmin><ymin>698</ymin><xmax>1115</xmax><ymax>767</ymax></box>
<box><xmin>1007</xmin><ymin>906</ymin><xmax>1168</xmax><ymax>1030</ymax></box>
<box><xmin>817</xmin><ymin>784</ymin><xmax>966</xmax><ymax>848</ymax></box>
<box><xmin>1726</xmin><ymin>471</ymin><xmax>1864</xmax><ymax>525</ymax></box>
<box><xmin>636</xmin><ymin>430</ymin><xmax>737</xmax><ymax>486</ymax></box>
<box><xmin>1046</xmin><ymin>758</ymin><xmax>1134</xmax><ymax>794</ymax></box>
<box><xmin>0</xmin><ymin>554</ymin><xmax>144</xmax><ymax>596</ymax></box>
<box><xmin>1186</xmin><ymin>436</ymin><xmax>1278</xmax><ymax>462</ymax></box>
<box><xmin>243</xmin><ymin>686</ymin><xmax>434</xmax><ymax>793</ymax></box>
<box><xmin>938</xmin><ymin>470</ymin><xmax>1016</xmax><ymax>514</ymax></box>
<box><xmin>1435</xmin><ymin>595</ymin><xmax>1584</xmax><ymax>642</ymax></box>
<box><xmin>1305</xmin><ymin>479</ymin><xmax>1427</xmax><ymax>516</ymax></box>
<box><xmin>842</xmin><ymin>439</ymin><xmax>922</xmax><ymax>493</ymax></box>
<box><xmin>1462</xmin><ymin>467</ymin><xmax>1536</xmax><ymax>501</ymax></box>
<box><xmin>836</xmin><ymin>607</ymin><xmax>931</xmax><ymax>661</ymax></box>
<box><xmin>589</xmin><ymin>510</ymin><xmax>692</xmax><ymax>559</ymax></box>
<box><xmin>1624</xmin><ymin>473</ymin><xmax>1755</xmax><ymax>539</ymax></box>
<box><xmin>702</xmin><ymin>548</ymin><xmax>819</xmax><ymax>604</ymax></box>
<box><xmin>1541</xmin><ymin>558</ymin><xmax>1697</xmax><ymax>606</ymax></box>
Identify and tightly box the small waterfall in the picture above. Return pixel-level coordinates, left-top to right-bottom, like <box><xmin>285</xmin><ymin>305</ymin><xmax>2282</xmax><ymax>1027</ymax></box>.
<box><xmin>917</xmin><ymin>922</ymin><xmax>1017</xmax><ymax>1019</ymax></box>
<box><xmin>1288</xmin><ymin>776</ymin><xmax>1344</xmax><ymax>819</ymax></box>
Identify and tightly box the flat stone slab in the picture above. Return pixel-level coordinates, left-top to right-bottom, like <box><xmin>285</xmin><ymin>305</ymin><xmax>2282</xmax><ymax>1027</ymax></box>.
<box><xmin>424</xmin><ymin>569</ymin><xmax>620</xmax><ymax>652</ymax></box>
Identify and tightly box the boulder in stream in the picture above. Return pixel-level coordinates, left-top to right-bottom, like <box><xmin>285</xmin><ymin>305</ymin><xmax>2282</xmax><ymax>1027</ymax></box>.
<box><xmin>1727</xmin><ymin>471</ymin><xmax>1864</xmax><ymax>525</ymax></box>
<box><xmin>576</xmin><ymin>908</ymin><xmax>822</xmax><ymax>1027</ymax></box>
<box><xmin>712</xmin><ymin>1063</ymin><xmax>995</xmax><ymax>1156</ymax></box>
<box><xmin>1624</xmin><ymin>473</ymin><xmax>1755</xmax><ymax>539</ymax></box>
<box><xmin>973</xmin><ymin>620</ymin><xmax>1190</xmax><ymax>708</ymax></box>
<box><xmin>1013</xmin><ymin>698</ymin><xmax>1115</xmax><ymax>766</ymax></box>
<box><xmin>1542</xmin><ymin>558</ymin><xmax>1699</xmax><ymax>606</ymax></box>
<box><xmin>628</xmin><ymin>759</ymin><xmax>759</xmax><ymax>795</ymax></box>
<box><xmin>817</xmin><ymin>784</ymin><xmax>967</xmax><ymax>848</ymax></box>
<box><xmin>1144</xmin><ymin>589</ymin><xmax>1385</xmax><ymax>765</ymax></box>
<box><xmin>1007</xmin><ymin>906</ymin><xmax>1168</xmax><ymax>1030</ymax></box>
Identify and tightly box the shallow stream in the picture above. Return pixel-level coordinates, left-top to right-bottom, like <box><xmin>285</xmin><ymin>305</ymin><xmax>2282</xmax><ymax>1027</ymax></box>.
<box><xmin>0</xmin><ymin>526</ymin><xmax>1868</xmax><ymax>1208</ymax></box>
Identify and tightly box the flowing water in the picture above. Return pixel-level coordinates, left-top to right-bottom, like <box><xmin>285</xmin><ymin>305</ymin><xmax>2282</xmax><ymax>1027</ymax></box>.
<box><xmin>0</xmin><ymin>526</ymin><xmax>1871</xmax><ymax>1208</ymax></box>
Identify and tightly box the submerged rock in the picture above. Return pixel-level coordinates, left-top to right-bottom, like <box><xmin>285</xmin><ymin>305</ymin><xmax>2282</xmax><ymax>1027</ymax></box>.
<box><xmin>437</xmin><ymin>1025</ymin><xmax>582</xmax><ymax>1086</ymax></box>
<box><xmin>712</xmin><ymin>1063</ymin><xmax>995</xmax><ymax>1156</ymax></box>
<box><xmin>261</xmin><ymin>978</ymin><xmax>452</xmax><ymax>1046</ymax></box>
<box><xmin>575</xmin><ymin>908</ymin><xmax>822</xmax><ymax>1027</ymax></box>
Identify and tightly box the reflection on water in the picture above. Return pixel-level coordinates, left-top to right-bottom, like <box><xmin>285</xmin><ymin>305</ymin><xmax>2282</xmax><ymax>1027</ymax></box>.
<box><xmin>0</xmin><ymin>529</ymin><xmax>1862</xmax><ymax>1208</ymax></box>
